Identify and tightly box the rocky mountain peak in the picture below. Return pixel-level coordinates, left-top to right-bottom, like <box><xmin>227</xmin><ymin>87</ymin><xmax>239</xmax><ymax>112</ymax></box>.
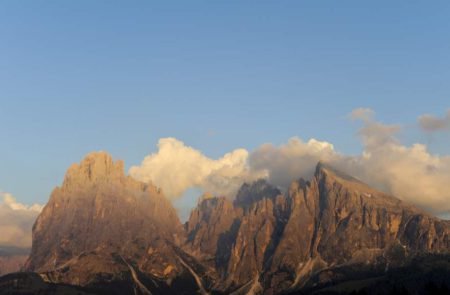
<box><xmin>62</xmin><ymin>151</ymin><xmax>125</xmax><ymax>191</ymax></box>
<box><xmin>21</xmin><ymin>158</ymin><xmax>450</xmax><ymax>295</ymax></box>
<box><xmin>184</xmin><ymin>162</ymin><xmax>449</xmax><ymax>293</ymax></box>
<box><xmin>315</xmin><ymin>161</ymin><xmax>361</xmax><ymax>183</ymax></box>
<box><xmin>234</xmin><ymin>179</ymin><xmax>281</xmax><ymax>209</ymax></box>
<box><xmin>313</xmin><ymin>161</ymin><xmax>381</xmax><ymax>201</ymax></box>
<box><xmin>25</xmin><ymin>151</ymin><xmax>184</xmax><ymax>282</ymax></box>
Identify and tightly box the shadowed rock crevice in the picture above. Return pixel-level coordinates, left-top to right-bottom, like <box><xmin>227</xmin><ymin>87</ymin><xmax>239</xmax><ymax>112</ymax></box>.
<box><xmin>215</xmin><ymin>218</ymin><xmax>241</xmax><ymax>275</ymax></box>
<box><xmin>233</xmin><ymin>179</ymin><xmax>281</xmax><ymax>210</ymax></box>
<box><xmin>262</xmin><ymin>195</ymin><xmax>292</xmax><ymax>272</ymax></box>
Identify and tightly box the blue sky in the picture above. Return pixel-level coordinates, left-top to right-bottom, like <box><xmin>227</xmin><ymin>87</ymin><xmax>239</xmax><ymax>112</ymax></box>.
<box><xmin>1</xmin><ymin>1</ymin><xmax>450</xmax><ymax>212</ymax></box>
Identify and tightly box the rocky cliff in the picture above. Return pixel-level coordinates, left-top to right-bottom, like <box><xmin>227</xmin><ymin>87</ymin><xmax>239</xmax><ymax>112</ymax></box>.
<box><xmin>21</xmin><ymin>153</ymin><xmax>449</xmax><ymax>294</ymax></box>
<box><xmin>185</xmin><ymin>162</ymin><xmax>450</xmax><ymax>294</ymax></box>
<box><xmin>24</xmin><ymin>152</ymin><xmax>209</xmax><ymax>294</ymax></box>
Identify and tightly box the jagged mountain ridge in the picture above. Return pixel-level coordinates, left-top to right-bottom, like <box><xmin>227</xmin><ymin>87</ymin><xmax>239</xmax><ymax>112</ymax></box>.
<box><xmin>185</xmin><ymin>162</ymin><xmax>449</xmax><ymax>293</ymax></box>
<box><xmin>10</xmin><ymin>152</ymin><xmax>449</xmax><ymax>294</ymax></box>
<box><xmin>23</xmin><ymin>152</ymin><xmax>209</xmax><ymax>294</ymax></box>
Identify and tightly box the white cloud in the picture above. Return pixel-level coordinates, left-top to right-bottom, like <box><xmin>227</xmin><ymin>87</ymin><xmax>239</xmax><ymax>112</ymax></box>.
<box><xmin>130</xmin><ymin>109</ymin><xmax>450</xmax><ymax>216</ymax></box>
<box><xmin>2</xmin><ymin>193</ymin><xmax>43</xmax><ymax>212</ymax></box>
<box><xmin>129</xmin><ymin>138</ymin><xmax>264</xmax><ymax>199</ymax></box>
<box><xmin>248</xmin><ymin>108</ymin><xmax>450</xmax><ymax>215</ymax></box>
<box><xmin>249</xmin><ymin>138</ymin><xmax>339</xmax><ymax>188</ymax></box>
<box><xmin>0</xmin><ymin>192</ymin><xmax>43</xmax><ymax>248</ymax></box>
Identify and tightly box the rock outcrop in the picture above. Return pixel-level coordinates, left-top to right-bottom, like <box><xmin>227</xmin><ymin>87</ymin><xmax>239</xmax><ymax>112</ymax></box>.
<box><xmin>185</xmin><ymin>162</ymin><xmax>450</xmax><ymax>294</ymax></box>
<box><xmin>23</xmin><ymin>153</ymin><xmax>450</xmax><ymax>294</ymax></box>
<box><xmin>24</xmin><ymin>152</ymin><xmax>205</xmax><ymax>294</ymax></box>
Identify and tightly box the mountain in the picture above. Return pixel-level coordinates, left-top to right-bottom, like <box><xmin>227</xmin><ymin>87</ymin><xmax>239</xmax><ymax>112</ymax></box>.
<box><xmin>184</xmin><ymin>162</ymin><xmax>449</xmax><ymax>294</ymax></box>
<box><xmin>23</xmin><ymin>152</ymin><xmax>210</xmax><ymax>294</ymax></box>
<box><xmin>0</xmin><ymin>247</ymin><xmax>29</xmax><ymax>276</ymax></box>
<box><xmin>2</xmin><ymin>153</ymin><xmax>448</xmax><ymax>294</ymax></box>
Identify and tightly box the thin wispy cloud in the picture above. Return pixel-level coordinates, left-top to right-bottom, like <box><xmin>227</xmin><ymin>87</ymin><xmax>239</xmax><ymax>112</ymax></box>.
<box><xmin>349</xmin><ymin>107</ymin><xmax>375</xmax><ymax>122</ymax></box>
<box><xmin>418</xmin><ymin>109</ymin><xmax>450</xmax><ymax>133</ymax></box>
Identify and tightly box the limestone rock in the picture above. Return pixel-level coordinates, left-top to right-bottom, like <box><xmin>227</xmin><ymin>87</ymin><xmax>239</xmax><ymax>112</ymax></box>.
<box><xmin>186</xmin><ymin>162</ymin><xmax>450</xmax><ymax>294</ymax></box>
<box><xmin>23</xmin><ymin>155</ymin><xmax>450</xmax><ymax>294</ymax></box>
<box><xmin>24</xmin><ymin>152</ymin><xmax>199</xmax><ymax>292</ymax></box>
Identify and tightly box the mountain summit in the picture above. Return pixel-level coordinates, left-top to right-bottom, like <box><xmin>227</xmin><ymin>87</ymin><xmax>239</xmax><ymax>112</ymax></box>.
<box><xmin>14</xmin><ymin>156</ymin><xmax>450</xmax><ymax>294</ymax></box>
<box><xmin>185</xmin><ymin>162</ymin><xmax>449</xmax><ymax>293</ymax></box>
<box><xmin>23</xmin><ymin>152</ymin><xmax>204</xmax><ymax>294</ymax></box>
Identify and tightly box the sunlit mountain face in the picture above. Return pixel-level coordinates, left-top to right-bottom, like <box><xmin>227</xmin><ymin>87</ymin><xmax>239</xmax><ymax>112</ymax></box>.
<box><xmin>1</xmin><ymin>152</ymin><xmax>448</xmax><ymax>295</ymax></box>
<box><xmin>2</xmin><ymin>2</ymin><xmax>450</xmax><ymax>295</ymax></box>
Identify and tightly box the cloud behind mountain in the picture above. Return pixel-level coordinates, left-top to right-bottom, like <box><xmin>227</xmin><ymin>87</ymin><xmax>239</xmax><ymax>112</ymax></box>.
<box><xmin>129</xmin><ymin>138</ymin><xmax>265</xmax><ymax>199</ymax></box>
<box><xmin>0</xmin><ymin>192</ymin><xmax>43</xmax><ymax>248</ymax></box>
<box><xmin>130</xmin><ymin>108</ymin><xmax>450</xmax><ymax>216</ymax></box>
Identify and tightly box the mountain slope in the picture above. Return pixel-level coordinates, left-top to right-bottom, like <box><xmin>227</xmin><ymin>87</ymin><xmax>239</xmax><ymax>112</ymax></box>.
<box><xmin>24</xmin><ymin>152</ymin><xmax>206</xmax><ymax>294</ymax></box>
<box><xmin>185</xmin><ymin>162</ymin><xmax>449</xmax><ymax>294</ymax></box>
<box><xmin>14</xmin><ymin>154</ymin><xmax>450</xmax><ymax>294</ymax></box>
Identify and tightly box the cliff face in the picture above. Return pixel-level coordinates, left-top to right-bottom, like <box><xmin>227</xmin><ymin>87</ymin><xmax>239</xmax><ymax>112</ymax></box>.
<box><xmin>185</xmin><ymin>163</ymin><xmax>450</xmax><ymax>293</ymax></box>
<box><xmin>24</xmin><ymin>152</ymin><xmax>196</xmax><ymax>292</ymax></box>
<box><xmin>24</xmin><ymin>153</ymin><xmax>449</xmax><ymax>294</ymax></box>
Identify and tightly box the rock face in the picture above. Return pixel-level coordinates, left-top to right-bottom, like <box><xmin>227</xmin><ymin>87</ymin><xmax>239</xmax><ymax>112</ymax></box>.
<box><xmin>185</xmin><ymin>162</ymin><xmax>450</xmax><ymax>294</ymax></box>
<box><xmin>24</xmin><ymin>152</ymin><xmax>205</xmax><ymax>294</ymax></box>
<box><xmin>23</xmin><ymin>153</ymin><xmax>450</xmax><ymax>294</ymax></box>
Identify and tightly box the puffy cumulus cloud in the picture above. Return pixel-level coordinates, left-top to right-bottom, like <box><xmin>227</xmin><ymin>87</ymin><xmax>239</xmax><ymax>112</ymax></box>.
<box><xmin>248</xmin><ymin>108</ymin><xmax>450</xmax><ymax>215</ymax></box>
<box><xmin>418</xmin><ymin>110</ymin><xmax>450</xmax><ymax>132</ymax></box>
<box><xmin>249</xmin><ymin>138</ymin><xmax>339</xmax><ymax>188</ymax></box>
<box><xmin>343</xmin><ymin>111</ymin><xmax>450</xmax><ymax>214</ymax></box>
<box><xmin>0</xmin><ymin>192</ymin><xmax>43</xmax><ymax>248</ymax></box>
<box><xmin>347</xmin><ymin>142</ymin><xmax>450</xmax><ymax>214</ymax></box>
<box><xmin>131</xmin><ymin>109</ymin><xmax>450</xmax><ymax>215</ymax></box>
<box><xmin>129</xmin><ymin>138</ymin><xmax>264</xmax><ymax>199</ymax></box>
